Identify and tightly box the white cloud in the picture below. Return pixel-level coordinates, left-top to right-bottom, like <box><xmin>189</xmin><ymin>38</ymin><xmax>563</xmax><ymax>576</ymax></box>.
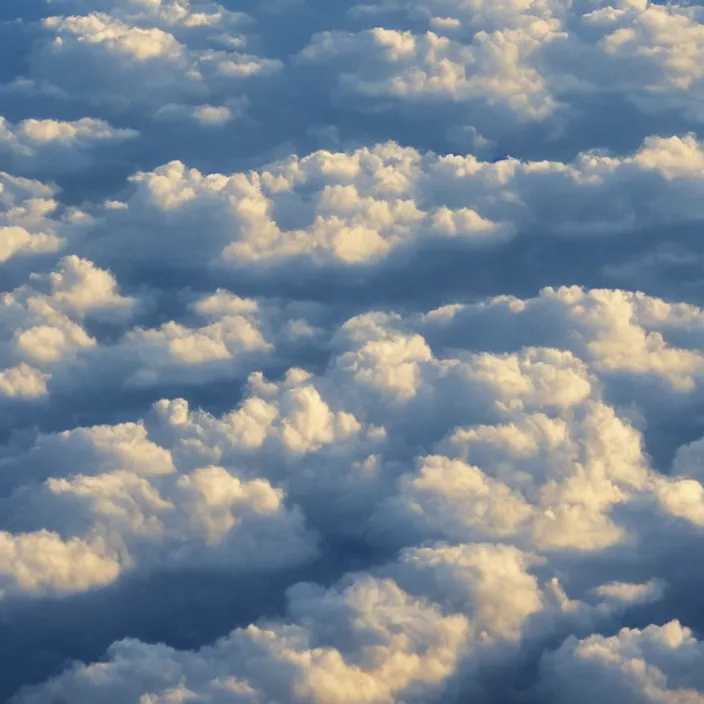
<box><xmin>44</xmin><ymin>14</ymin><xmax>186</xmax><ymax>61</ymax></box>
<box><xmin>0</xmin><ymin>116</ymin><xmax>137</xmax><ymax>173</ymax></box>
<box><xmin>0</xmin><ymin>279</ymin><xmax>96</xmax><ymax>396</ymax></box>
<box><xmin>418</xmin><ymin>285</ymin><xmax>704</xmax><ymax>391</ymax></box>
<box><xmin>302</xmin><ymin>0</ymin><xmax>704</xmax><ymax>137</ymax></box>
<box><xmin>4</xmin><ymin>1</ymin><xmax>704</xmax><ymax>702</ymax></box>
<box><xmin>48</xmin><ymin>0</ymin><xmax>249</xmax><ymax>30</ymax></box>
<box><xmin>0</xmin><ymin>172</ymin><xmax>70</xmax><ymax>264</ymax></box>
<box><xmin>12</xmin><ymin>533</ymin><xmax>672</xmax><ymax>703</ymax></box>
<box><xmin>14</xmin><ymin>573</ymin><xmax>469</xmax><ymax>703</ymax></box>
<box><xmin>155</xmin><ymin>100</ymin><xmax>244</xmax><ymax>126</ymax></box>
<box><xmin>3</xmin><ymin>289</ymin><xmax>699</xmax><ymax>608</ymax></box>
<box><xmin>0</xmin><ymin>364</ymin><xmax>50</xmax><ymax>399</ymax></box>
<box><xmin>540</xmin><ymin>620</ymin><xmax>704</xmax><ymax>703</ymax></box>
<box><xmin>0</xmin><ymin>417</ymin><xmax>318</xmax><ymax>597</ymax></box>
<box><xmin>33</xmin><ymin>254</ymin><xmax>136</xmax><ymax>320</ymax></box>
<box><xmin>592</xmin><ymin>579</ymin><xmax>666</xmax><ymax>605</ymax></box>
<box><xmin>2</xmin><ymin>116</ymin><xmax>136</xmax><ymax>146</ymax></box>
<box><xmin>27</xmin><ymin>4</ymin><xmax>281</xmax><ymax>113</ymax></box>
<box><xmin>0</xmin><ymin>264</ymin><xmax>331</xmax><ymax>401</ymax></box>
<box><xmin>65</xmin><ymin>133</ymin><xmax>704</xmax><ymax>283</ymax></box>
<box><xmin>0</xmin><ymin>256</ymin><xmax>134</xmax><ymax>399</ymax></box>
<box><xmin>0</xmin><ymin>530</ymin><xmax>120</xmax><ymax>599</ymax></box>
<box><xmin>302</xmin><ymin>22</ymin><xmax>562</xmax><ymax>120</ymax></box>
<box><xmin>391</xmin><ymin>542</ymin><xmax>544</xmax><ymax>640</ymax></box>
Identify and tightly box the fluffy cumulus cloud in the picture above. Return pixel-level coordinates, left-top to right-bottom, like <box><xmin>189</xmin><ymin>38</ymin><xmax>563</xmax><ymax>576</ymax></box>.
<box><xmin>0</xmin><ymin>116</ymin><xmax>138</xmax><ymax>174</ymax></box>
<box><xmin>19</xmin><ymin>0</ymin><xmax>281</xmax><ymax>118</ymax></box>
<box><xmin>0</xmin><ymin>264</ymin><xmax>330</xmax><ymax>405</ymax></box>
<box><xmin>2</xmin><ymin>0</ymin><xmax>704</xmax><ymax>702</ymax></box>
<box><xmin>83</xmin><ymin>143</ymin><xmax>511</xmax><ymax>271</ymax></box>
<box><xmin>539</xmin><ymin>620</ymin><xmax>704</xmax><ymax>703</ymax></box>
<box><xmin>302</xmin><ymin>0</ymin><xmax>704</xmax><ymax>149</ymax></box>
<box><xmin>0</xmin><ymin>171</ymin><xmax>83</xmax><ymax>266</ymax></box>
<box><xmin>49</xmin><ymin>132</ymin><xmax>704</xmax><ymax>288</ymax></box>
<box><xmin>0</xmin><ymin>255</ymin><xmax>133</xmax><ymax>399</ymax></box>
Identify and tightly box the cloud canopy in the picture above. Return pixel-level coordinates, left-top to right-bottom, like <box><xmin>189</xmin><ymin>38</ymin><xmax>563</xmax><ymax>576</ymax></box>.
<box><xmin>2</xmin><ymin>0</ymin><xmax>704</xmax><ymax>702</ymax></box>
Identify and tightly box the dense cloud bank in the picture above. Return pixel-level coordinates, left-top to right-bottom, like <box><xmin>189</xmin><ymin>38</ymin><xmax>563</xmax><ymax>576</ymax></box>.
<box><xmin>2</xmin><ymin>0</ymin><xmax>704</xmax><ymax>702</ymax></box>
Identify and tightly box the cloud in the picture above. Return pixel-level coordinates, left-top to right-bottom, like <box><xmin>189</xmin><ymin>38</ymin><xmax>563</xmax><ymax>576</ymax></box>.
<box><xmin>3</xmin><ymin>0</ymin><xmax>704</xmax><ymax>702</ymax></box>
<box><xmin>417</xmin><ymin>285</ymin><xmax>704</xmax><ymax>391</ymax></box>
<box><xmin>591</xmin><ymin>579</ymin><xmax>666</xmax><ymax>606</ymax></box>
<box><xmin>0</xmin><ymin>255</ymin><xmax>135</xmax><ymax>400</ymax></box>
<box><xmin>23</xmin><ymin>3</ymin><xmax>280</xmax><ymax>116</ymax></box>
<box><xmin>55</xmin><ymin>133</ymin><xmax>704</xmax><ymax>299</ymax></box>
<box><xmin>302</xmin><ymin>22</ymin><xmax>561</xmax><ymax>120</ymax></box>
<box><xmin>1</xmin><ymin>116</ymin><xmax>135</xmax><ymax>146</ymax></box>
<box><xmin>0</xmin><ymin>255</ymin><xmax>332</xmax><ymax>408</ymax></box>
<box><xmin>0</xmin><ymin>172</ymin><xmax>69</xmax><ymax>265</ymax></box>
<box><xmin>5</xmin><ymin>536</ymin><xmax>566</xmax><ymax>703</ymax></box>
<box><xmin>0</xmin><ymin>530</ymin><xmax>121</xmax><ymax>600</ymax></box>
<box><xmin>154</xmin><ymin>100</ymin><xmax>245</xmax><ymax>126</ymax></box>
<box><xmin>90</xmin><ymin>144</ymin><xmax>509</xmax><ymax>269</ymax></box>
<box><xmin>0</xmin><ymin>116</ymin><xmax>137</xmax><ymax>175</ymax></box>
<box><xmin>12</xmin><ymin>571</ymin><xmax>469</xmax><ymax>703</ymax></box>
<box><xmin>0</xmin><ymin>410</ymin><xmax>319</xmax><ymax>600</ymax></box>
<box><xmin>10</xmin><ymin>533</ymin><xmax>672</xmax><ymax>704</ymax></box>
<box><xmin>301</xmin><ymin>0</ymin><xmax>704</xmax><ymax>148</ymax></box>
<box><xmin>539</xmin><ymin>620</ymin><xmax>704</xmax><ymax>703</ymax></box>
<box><xmin>4</xmin><ymin>233</ymin><xmax>704</xmax><ymax>700</ymax></box>
<box><xmin>2</xmin><ymin>291</ymin><xmax>700</xmax><ymax>612</ymax></box>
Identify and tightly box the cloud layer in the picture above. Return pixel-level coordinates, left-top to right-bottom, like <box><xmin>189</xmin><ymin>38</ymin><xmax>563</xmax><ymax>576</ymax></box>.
<box><xmin>2</xmin><ymin>0</ymin><xmax>704</xmax><ymax>702</ymax></box>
